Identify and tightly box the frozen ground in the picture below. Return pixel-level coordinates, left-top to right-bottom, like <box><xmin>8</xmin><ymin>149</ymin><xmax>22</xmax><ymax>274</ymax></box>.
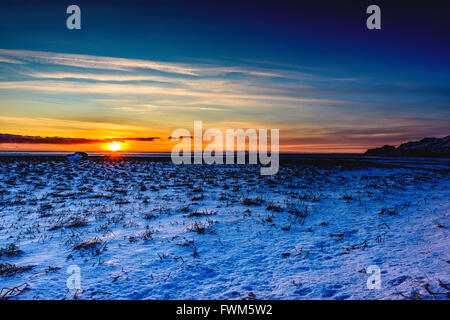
<box><xmin>0</xmin><ymin>156</ymin><xmax>449</xmax><ymax>300</ymax></box>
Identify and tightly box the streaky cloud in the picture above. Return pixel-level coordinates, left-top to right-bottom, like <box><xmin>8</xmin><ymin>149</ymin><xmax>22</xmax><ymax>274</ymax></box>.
<box><xmin>0</xmin><ymin>48</ymin><xmax>312</xmax><ymax>79</ymax></box>
<box><xmin>0</xmin><ymin>133</ymin><xmax>159</xmax><ymax>145</ymax></box>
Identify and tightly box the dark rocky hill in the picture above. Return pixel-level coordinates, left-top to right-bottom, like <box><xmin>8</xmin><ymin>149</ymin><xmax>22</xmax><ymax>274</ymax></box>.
<box><xmin>365</xmin><ymin>135</ymin><xmax>450</xmax><ymax>157</ymax></box>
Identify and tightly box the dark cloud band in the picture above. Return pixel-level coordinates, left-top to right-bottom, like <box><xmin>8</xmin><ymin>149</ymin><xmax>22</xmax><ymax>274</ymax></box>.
<box><xmin>0</xmin><ymin>134</ymin><xmax>159</xmax><ymax>145</ymax></box>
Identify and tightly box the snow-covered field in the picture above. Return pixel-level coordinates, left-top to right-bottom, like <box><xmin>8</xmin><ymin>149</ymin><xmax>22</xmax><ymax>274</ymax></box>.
<box><xmin>0</xmin><ymin>156</ymin><xmax>449</xmax><ymax>300</ymax></box>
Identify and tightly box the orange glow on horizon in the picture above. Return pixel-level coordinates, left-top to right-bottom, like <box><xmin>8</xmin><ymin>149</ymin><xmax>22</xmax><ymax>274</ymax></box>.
<box><xmin>106</xmin><ymin>141</ymin><xmax>123</xmax><ymax>152</ymax></box>
<box><xmin>0</xmin><ymin>133</ymin><xmax>373</xmax><ymax>154</ymax></box>
<box><xmin>0</xmin><ymin>140</ymin><xmax>370</xmax><ymax>154</ymax></box>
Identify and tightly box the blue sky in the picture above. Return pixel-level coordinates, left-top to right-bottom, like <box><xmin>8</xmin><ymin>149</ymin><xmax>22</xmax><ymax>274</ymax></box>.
<box><xmin>0</xmin><ymin>0</ymin><xmax>449</xmax><ymax>152</ymax></box>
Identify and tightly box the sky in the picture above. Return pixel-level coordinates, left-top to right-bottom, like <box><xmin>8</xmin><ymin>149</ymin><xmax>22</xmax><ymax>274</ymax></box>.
<box><xmin>0</xmin><ymin>0</ymin><xmax>449</xmax><ymax>153</ymax></box>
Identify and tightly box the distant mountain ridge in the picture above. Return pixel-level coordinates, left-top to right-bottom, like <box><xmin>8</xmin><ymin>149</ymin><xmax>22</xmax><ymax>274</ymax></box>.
<box><xmin>365</xmin><ymin>135</ymin><xmax>450</xmax><ymax>158</ymax></box>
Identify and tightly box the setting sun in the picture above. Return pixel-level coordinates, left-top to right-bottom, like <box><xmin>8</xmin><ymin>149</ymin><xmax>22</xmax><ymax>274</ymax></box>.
<box><xmin>107</xmin><ymin>141</ymin><xmax>123</xmax><ymax>152</ymax></box>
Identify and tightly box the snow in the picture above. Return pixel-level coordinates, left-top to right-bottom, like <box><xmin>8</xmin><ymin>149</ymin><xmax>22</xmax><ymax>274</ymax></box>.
<box><xmin>0</xmin><ymin>157</ymin><xmax>449</xmax><ymax>300</ymax></box>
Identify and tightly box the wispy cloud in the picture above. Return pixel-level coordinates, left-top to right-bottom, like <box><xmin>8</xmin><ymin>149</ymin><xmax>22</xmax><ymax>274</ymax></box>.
<box><xmin>1</xmin><ymin>48</ymin><xmax>447</xmax><ymax>152</ymax></box>
<box><xmin>0</xmin><ymin>115</ymin><xmax>152</xmax><ymax>137</ymax></box>
<box><xmin>0</xmin><ymin>49</ymin><xmax>347</xmax><ymax>116</ymax></box>
<box><xmin>0</xmin><ymin>80</ymin><xmax>343</xmax><ymax>105</ymax></box>
<box><xmin>0</xmin><ymin>56</ymin><xmax>25</xmax><ymax>64</ymax></box>
<box><xmin>0</xmin><ymin>49</ymin><xmax>311</xmax><ymax>79</ymax></box>
<box><xmin>0</xmin><ymin>49</ymin><xmax>200</xmax><ymax>75</ymax></box>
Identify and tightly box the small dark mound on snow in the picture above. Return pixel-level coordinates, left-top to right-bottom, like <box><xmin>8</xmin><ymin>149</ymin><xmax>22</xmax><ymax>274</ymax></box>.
<box><xmin>365</xmin><ymin>135</ymin><xmax>449</xmax><ymax>158</ymax></box>
<box><xmin>67</xmin><ymin>152</ymin><xmax>88</xmax><ymax>161</ymax></box>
